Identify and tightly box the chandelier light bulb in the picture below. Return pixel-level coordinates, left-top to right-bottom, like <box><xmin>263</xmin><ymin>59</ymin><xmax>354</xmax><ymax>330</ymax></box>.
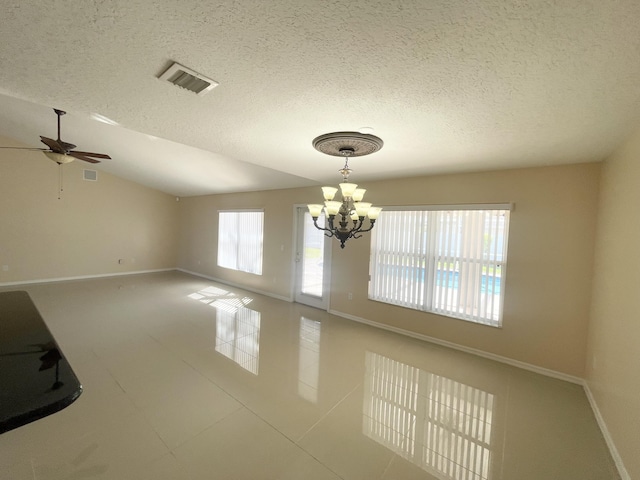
<box><xmin>352</xmin><ymin>188</ymin><xmax>366</xmax><ymax>202</ymax></box>
<box><xmin>367</xmin><ymin>206</ymin><xmax>383</xmax><ymax>220</ymax></box>
<box><xmin>339</xmin><ymin>182</ymin><xmax>358</xmax><ymax>197</ymax></box>
<box><xmin>322</xmin><ymin>186</ymin><xmax>338</xmax><ymax>201</ymax></box>
<box><xmin>307</xmin><ymin>204</ymin><xmax>324</xmax><ymax>217</ymax></box>
<box><xmin>354</xmin><ymin>202</ymin><xmax>372</xmax><ymax>217</ymax></box>
<box><xmin>324</xmin><ymin>201</ymin><xmax>342</xmax><ymax>216</ymax></box>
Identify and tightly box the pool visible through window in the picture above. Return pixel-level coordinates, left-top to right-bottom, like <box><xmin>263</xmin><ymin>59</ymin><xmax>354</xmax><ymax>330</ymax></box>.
<box><xmin>368</xmin><ymin>205</ymin><xmax>512</xmax><ymax>327</ymax></box>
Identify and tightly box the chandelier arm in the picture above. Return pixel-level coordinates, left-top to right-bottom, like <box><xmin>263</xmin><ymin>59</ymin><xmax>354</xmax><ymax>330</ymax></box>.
<box><xmin>349</xmin><ymin>217</ymin><xmax>366</xmax><ymax>234</ymax></box>
<box><xmin>327</xmin><ymin>214</ymin><xmax>338</xmax><ymax>233</ymax></box>
<box><xmin>327</xmin><ymin>214</ymin><xmax>335</xmax><ymax>229</ymax></box>
<box><xmin>356</xmin><ymin>219</ymin><xmax>376</xmax><ymax>234</ymax></box>
<box><xmin>312</xmin><ymin>216</ymin><xmax>335</xmax><ymax>238</ymax></box>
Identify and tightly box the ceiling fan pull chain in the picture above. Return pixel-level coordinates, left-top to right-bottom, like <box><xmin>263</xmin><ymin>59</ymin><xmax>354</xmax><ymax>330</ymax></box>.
<box><xmin>58</xmin><ymin>164</ymin><xmax>64</xmax><ymax>200</ymax></box>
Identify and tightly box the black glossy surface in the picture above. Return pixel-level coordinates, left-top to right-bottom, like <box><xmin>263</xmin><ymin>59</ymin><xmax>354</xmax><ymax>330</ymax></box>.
<box><xmin>0</xmin><ymin>290</ymin><xmax>82</xmax><ymax>434</ymax></box>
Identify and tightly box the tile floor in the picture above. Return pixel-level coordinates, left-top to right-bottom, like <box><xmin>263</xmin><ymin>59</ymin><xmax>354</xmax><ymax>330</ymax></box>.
<box><xmin>0</xmin><ymin>271</ymin><xmax>620</xmax><ymax>479</ymax></box>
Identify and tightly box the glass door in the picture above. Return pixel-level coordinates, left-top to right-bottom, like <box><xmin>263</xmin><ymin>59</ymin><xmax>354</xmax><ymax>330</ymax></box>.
<box><xmin>294</xmin><ymin>206</ymin><xmax>331</xmax><ymax>309</ymax></box>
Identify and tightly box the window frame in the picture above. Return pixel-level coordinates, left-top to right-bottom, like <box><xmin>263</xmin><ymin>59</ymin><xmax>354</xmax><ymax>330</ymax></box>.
<box><xmin>368</xmin><ymin>204</ymin><xmax>512</xmax><ymax>327</ymax></box>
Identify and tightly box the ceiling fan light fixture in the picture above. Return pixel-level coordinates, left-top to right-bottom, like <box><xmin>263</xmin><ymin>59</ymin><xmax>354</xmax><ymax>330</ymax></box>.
<box><xmin>43</xmin><ymin>151</ymin><xmax>74</xmax><ymax>164</ymax></box>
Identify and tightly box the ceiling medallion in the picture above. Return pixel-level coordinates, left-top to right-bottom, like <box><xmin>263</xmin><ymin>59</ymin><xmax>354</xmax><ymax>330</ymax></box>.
<box><xmin>312</xmin><ymin>131</ymin><xmax>384</xmax><ymax>157</ymax></box>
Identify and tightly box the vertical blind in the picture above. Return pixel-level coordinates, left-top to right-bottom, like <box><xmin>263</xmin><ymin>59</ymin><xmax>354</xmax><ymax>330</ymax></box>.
<box><xmin>369</xmin><ymin>206</ymin><xmax>511</xmax><ymax>326</ymax></box>
<box><xmin>217</xmin><ymin>210</ymin><xmax>264</xmax><ymax>275</ymax></box>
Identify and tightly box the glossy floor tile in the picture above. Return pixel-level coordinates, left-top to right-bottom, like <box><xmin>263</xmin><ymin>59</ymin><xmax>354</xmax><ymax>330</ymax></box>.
<box><xmin>0</xmin><ymin>271</ymin><xmax>620</xmax><ymax>479</ymax></box>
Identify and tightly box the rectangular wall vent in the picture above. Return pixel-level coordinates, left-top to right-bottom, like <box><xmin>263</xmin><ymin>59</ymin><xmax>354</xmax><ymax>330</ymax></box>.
<box><xmin>83</xmin><ymin>169</ymin><xmax>98</xmax><ymax>181</ymax></box>
<box><xmin>158</xmin><ymin>62</ymin><xmax>219</xmax><ymax>95</ymax></box>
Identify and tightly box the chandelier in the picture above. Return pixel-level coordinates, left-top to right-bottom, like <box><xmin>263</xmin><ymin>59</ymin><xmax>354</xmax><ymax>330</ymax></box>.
<box><xmin>307</xmin><ymin>131</ymin><xmax>383</xmax><ymax>249</ymax></box>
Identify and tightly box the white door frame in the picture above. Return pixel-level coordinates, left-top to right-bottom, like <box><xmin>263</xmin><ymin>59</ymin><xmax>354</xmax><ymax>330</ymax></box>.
<box><xmin>291</xmin><ymin>205</ymin><xmax>332</xmax><ymax>310</ymax></box>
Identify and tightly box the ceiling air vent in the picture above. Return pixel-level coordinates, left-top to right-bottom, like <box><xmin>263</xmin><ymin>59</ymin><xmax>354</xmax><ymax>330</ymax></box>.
<box><xmin>158</xmin><ymin>62</ymin><xmax>219</xmax><ymax>95</ymax></box>
<box><xmin>83</xmin><ymin>169</ymin><xmax>98</xmax><ymax>181</ymax></box>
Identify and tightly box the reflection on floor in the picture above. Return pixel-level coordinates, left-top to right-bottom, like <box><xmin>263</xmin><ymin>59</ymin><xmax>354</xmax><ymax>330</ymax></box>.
<box><xmin>0</xmin><ymin>271</ymin><xmax>620</xmax><ymax>480</ymax></box>
<box><xmin>299</xmin><ymin>317</ymin><xmax>321</xmax><ymax>404</ymax></box>
<box><xmin>364</xmin><ymin>351</ymin><xmax>494</xmax><ymax>479</ymax></box>
<box><xmin>215</xmin><ymin>307</ymin><xmax>261</xmax><ymax>375</ymax></box>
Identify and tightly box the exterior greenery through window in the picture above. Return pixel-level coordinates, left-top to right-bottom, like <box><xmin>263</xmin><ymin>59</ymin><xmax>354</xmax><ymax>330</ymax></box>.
<box><xmin>217</xmin><ymin>210</ymin><xmax>264</xmax><ymax>275</ymax></box>
<box><xmin>368</xmin><ymin>205</ymin><xmax>511</xmax><ymax>327</ymax></box>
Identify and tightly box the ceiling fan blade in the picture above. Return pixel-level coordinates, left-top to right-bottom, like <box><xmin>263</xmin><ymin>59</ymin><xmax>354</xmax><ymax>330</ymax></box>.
<box><xmin>68</xmin><ymin>152</ymin><xmax>101</xmax><ymax>163</ymax></box>
<box><xmin>70</xmin><ymin>150</ymin><xmax>111</xmax><ymax>159</ymax></box>
<box><xmin>40</xmin><ymin>136</ymin><xmax>67</xmax><ymax>152</ymax></box>
<box><xmin>0</xmin><ymin>146</ymin><xmax>46</xmax><ymax>151</ymax></box>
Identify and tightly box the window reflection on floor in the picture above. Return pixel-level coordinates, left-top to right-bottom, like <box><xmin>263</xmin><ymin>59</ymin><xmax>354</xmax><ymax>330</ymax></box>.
<box><xmin>298</xmin><ymin>317</ymin><xmax>321</xmax><ymax>403</ymax></box>
<box><xmin>215</xmin><ymin>307</ymin><xmax>261</xmax><ymax>375</ymax></box>
<box><xmin>187</xmin><ymin>285</ymin><xmax>260</xmax><ymax>374</ymax></box>
<box><xmin>188</xmin><ymin>285</ymin><xmax>254</xmax><ymax>313</ymax></box>
<box><xmin>363</xmin><ymin>351</ymin><xmax>494</xmax><ymax>480</ymax></box>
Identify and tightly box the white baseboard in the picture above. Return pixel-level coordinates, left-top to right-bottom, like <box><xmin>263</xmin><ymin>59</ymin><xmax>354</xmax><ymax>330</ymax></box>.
<box><xmin>583</xmin><ymin>382</ymin><xmax>631</xmax><ymax>480</ymax></box>
<box><xmin>0</xmin><ymin>268</ymin><xmax>175</xmax><ymax>287</ymax></box>
<box><xmin>177</xmin><ymin>268</ymin><xmax>293</xmax><ymax>303</ymax></box>
<box><xmin>329</xmin><ymin>309</ymin><xmax>584</xmax><ymax>384</ymax></box>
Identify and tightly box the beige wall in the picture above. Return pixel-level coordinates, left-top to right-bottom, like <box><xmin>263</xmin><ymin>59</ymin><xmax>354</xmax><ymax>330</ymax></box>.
<box><xmin>177</xmin><ymin>188</ymin><xmax>314</xmax><ymax>299</ymax></box>
<box><xmin>0</xmin><ymin>139</ymin><xmax>179</xmax><ymax>283</ymax></box>
<box><xmin>178</xmin><ymin>162</ymin><xmax>600</xmax><ymax>378</ymax></box>
<box><xmin>587</xmin><ymin>127</ymin><xmax>640</xmax><ymax>479</ymax></box>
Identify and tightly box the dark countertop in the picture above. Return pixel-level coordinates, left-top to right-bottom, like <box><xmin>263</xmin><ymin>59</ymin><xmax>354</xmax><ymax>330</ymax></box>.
<box><xmin>0</xmin><ymin>290</ymin><xmax>82</xmax><ymax>434</ymax></box>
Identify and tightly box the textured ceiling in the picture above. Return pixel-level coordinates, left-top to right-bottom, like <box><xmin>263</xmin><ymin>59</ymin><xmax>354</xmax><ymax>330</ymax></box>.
<box><xmin>1</xmin><ymin>1</ymin><xmax>640</xmax><ymax>196</ymax></box>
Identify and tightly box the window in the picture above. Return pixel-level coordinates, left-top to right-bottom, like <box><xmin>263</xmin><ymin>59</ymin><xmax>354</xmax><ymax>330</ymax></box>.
<box><xmin>368</xmin><ymin>205</ymin><xmax>511</xmax><ymax>326</ymax></box>
<box><xmin>217</xmin><ymin>210</ymin><xmax>264</xmax><ymax>275</ymax></box>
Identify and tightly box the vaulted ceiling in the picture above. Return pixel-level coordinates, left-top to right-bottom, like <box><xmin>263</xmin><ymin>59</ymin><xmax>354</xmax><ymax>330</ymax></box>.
<box><xmin>1</xmin><ymin>1</ymin><xmax>640</xmax><ymax>197</ymax></box>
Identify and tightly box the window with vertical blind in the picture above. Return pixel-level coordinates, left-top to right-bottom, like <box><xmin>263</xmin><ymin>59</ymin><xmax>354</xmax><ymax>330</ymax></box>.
<box><xmin>217</xmin><ymin>210</ymin><xmax>264</xmax><ymax>275</ymax></box>
<box><xmin>368</xmin><ymin>205</ymin><xmax>512</xmax><ymax>327</ymax></box>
